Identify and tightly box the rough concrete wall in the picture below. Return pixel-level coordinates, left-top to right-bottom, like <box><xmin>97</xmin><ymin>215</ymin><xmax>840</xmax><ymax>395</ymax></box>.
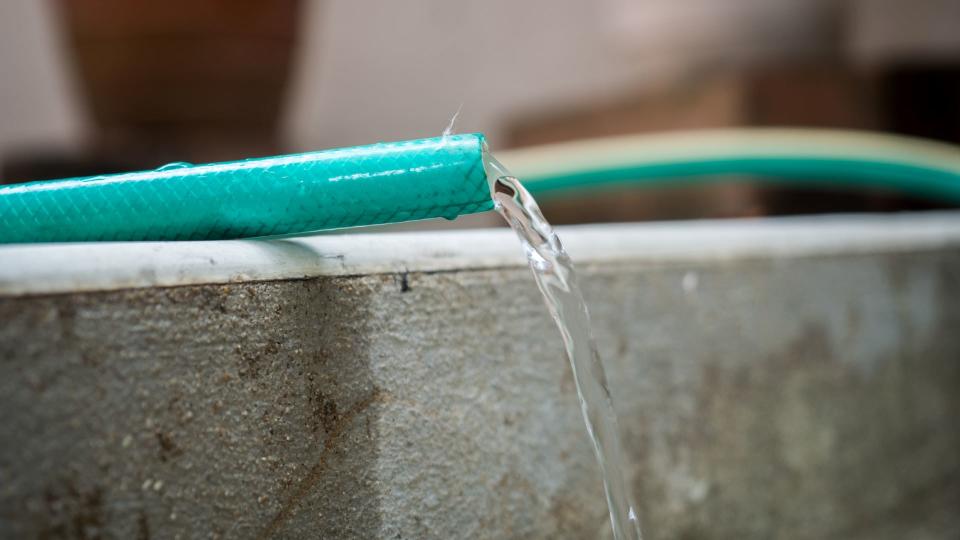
<box><xmin>1</xmin><ymin>249</ymin><xmax>959</xmax><ymax>539</ymax></box>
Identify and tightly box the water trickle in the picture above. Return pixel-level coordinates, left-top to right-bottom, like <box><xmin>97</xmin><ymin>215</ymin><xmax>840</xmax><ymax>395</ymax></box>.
<box><xmin>485</xmin><ymin>154</ymin><xmax>643</xmax><ymax>540</ymax></box>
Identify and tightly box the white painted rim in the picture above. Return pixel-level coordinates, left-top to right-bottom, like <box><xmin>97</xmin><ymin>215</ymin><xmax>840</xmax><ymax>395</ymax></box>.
<box><xmin>2</xmin><ymin>211</ymin><xmax>960</xmax><ymax>296</ymax></box>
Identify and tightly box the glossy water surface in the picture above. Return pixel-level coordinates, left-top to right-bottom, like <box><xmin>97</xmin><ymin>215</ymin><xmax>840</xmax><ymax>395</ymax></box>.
<box><xmin>485</xmin><ymin>155</ymin><xmax>642</xmax><ymax>540</ymax></box>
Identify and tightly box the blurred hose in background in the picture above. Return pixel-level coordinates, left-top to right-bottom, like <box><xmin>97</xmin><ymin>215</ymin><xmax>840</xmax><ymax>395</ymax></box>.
<box><xmin>497</xmin><ymin>129</ymin><xmax>960</xmax><ymax>203</ymax></box>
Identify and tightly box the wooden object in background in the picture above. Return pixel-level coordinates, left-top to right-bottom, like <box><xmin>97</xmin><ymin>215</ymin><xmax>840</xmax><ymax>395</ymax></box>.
<box><xmin>509</xmin><ymin>66</ymin><xmax>877</xmax><ymax>149</ymax></box>
<box><xmin>505</xmin><ymin>66</ymin><xmax>956</xmax><ymax>223</ymax></box>
<box><xmin>58</xmin><ymin>0</ymin><xmax>301</xmax><ymax>162</ymax></box>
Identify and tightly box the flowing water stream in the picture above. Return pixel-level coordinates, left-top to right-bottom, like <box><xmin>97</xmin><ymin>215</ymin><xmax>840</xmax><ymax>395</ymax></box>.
<box><xmin>485</xmin><ymin>155</ymin><xmax>643</xmax><ymax>540</ymax></box>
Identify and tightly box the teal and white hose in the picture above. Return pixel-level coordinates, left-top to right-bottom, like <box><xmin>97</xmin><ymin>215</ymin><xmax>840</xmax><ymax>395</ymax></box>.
<box><xmin>497</xmin><ymin>129</ymin><xmax>960</xmax><ymax>202</ymax></box>
<box><xmin>1</xmin><ymin>128</ymin><xmax>958</xmax><ymax>244</ymax></box>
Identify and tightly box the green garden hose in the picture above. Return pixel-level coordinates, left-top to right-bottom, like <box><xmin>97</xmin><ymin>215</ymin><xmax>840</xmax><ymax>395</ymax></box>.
<box><xmin>0</xmin><ymin>134</ymin><xmax>491</xmax><ymax>243</ymax></box>
<box><xmin>3</xmin><ymin>129</ymin><xmax>959</xmax><ymax>244</ymax></box>
<box><xmin>499</xmin><ymin>129</ymin><xmax>960</xmax><ymax>202</ymax></box>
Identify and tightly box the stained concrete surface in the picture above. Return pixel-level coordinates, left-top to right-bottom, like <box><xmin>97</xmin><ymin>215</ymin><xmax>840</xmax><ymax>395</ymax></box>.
<box><xmin>1</xmin><ymin>240</ymin><xmax>959</xmax><ymax>538</ymax></box>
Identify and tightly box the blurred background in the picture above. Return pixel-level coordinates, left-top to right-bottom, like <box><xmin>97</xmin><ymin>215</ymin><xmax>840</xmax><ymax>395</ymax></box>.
<box><xmin>1</xmin><ymin>0</ymin><xmax>959</xmax><ymax>225</ymax></box>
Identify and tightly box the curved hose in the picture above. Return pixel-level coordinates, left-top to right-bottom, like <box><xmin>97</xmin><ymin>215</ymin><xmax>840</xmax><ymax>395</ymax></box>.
<box><xmin>0</xmin><ymin>134</ymin><xmax>491</xmax><ymax>243</ymax></box>
<box><xmin>496</xmin><ymin>129</ymin><xmax>960</xmax><ymax>202</ymax></box>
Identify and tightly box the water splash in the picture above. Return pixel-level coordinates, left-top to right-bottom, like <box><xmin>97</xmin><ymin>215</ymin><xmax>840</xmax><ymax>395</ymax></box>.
<box><xmin>485</xmin><ymin>154</ymin><xmax>643</xmax><ymax>540</ymax></box>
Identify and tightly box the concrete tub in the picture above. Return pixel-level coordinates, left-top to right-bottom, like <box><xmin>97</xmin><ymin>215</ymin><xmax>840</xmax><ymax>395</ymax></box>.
<box><xmin>1</xmin><ymin>213</ymin><xmax>959</xmax><ymax>539</ymax></box>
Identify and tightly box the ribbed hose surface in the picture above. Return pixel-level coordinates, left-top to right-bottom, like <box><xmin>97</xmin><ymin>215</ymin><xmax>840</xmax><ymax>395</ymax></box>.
<box><xmin>0</xmin><ymin>134</ymin><xmax>492</xmax><ymax>243</ymax></box>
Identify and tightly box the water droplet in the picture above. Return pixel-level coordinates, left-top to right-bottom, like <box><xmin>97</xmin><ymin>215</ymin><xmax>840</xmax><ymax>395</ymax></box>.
<box><xmin>156</xmin><ymin>162</ymin><xmax>193</xmax><ymax>171</ymax></box>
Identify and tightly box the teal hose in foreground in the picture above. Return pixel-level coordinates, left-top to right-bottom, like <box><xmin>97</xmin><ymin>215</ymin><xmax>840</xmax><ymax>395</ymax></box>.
<box><xmin>0</xmin><ymin>134</ymin><xmax>492</xmax><ymax>243</ymax></box>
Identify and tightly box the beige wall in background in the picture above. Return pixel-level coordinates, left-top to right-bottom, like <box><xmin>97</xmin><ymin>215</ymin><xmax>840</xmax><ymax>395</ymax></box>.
<box><xmin>1</xmin><ymin>0</ymin><xmax>959</xmax><ymax>167</ymax></box>
<box><xmin>282</xmin><ymin>0</ymin><xmax>840</xmax><ymax>151</ymax></box>
<box><xmin>0</xmin><ymin>0</ymin><xmax>87</xmax><ymax>172</ymax></box>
